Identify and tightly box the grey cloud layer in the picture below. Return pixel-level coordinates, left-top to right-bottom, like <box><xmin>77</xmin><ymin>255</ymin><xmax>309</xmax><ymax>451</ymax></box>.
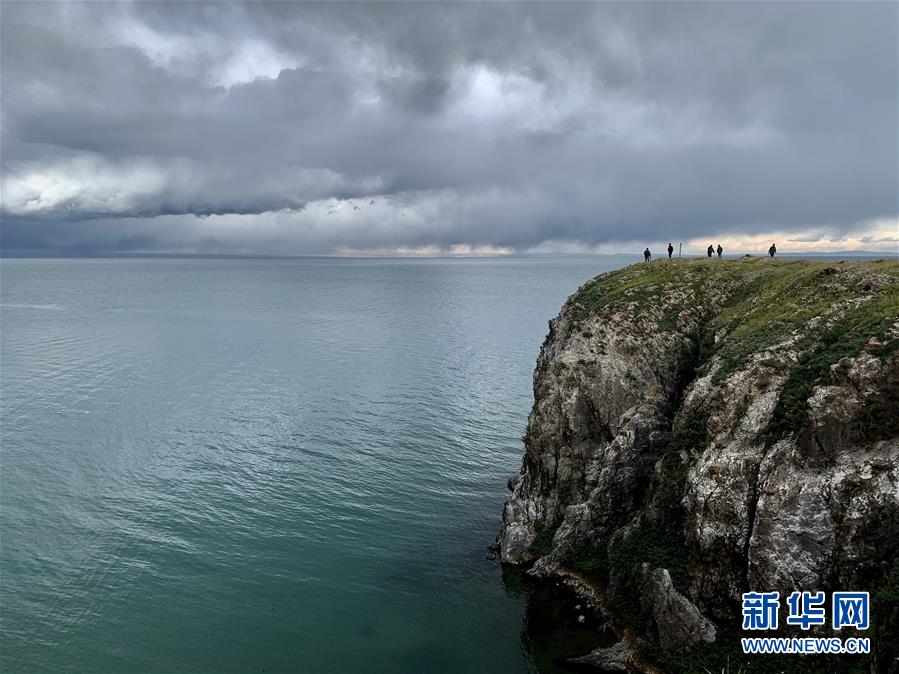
<box><xmin>1</xmin><ymin>1</ymin><xmax>896</xmax><ymax>254</ymax></box>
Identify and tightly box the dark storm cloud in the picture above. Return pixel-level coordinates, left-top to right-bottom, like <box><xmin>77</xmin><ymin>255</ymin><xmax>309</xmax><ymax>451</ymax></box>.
<box><xmin>1</xmin><ymin>1</ymin><xmax>896</xmax><ymax>254</ymax></box>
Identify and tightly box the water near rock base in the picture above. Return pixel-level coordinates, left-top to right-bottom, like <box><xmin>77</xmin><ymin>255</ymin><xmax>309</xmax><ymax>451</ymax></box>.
<box><xmin>1</xmin><ymin>256</ymin><xmax>626</xmax><ymax>673</ymax></box>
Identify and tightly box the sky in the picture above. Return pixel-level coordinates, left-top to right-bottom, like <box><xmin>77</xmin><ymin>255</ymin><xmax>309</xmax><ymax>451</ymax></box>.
<box><xmin>1</xmin><ymin>1</ymin><xmax>897</xmax><ymax>257</ymax></box>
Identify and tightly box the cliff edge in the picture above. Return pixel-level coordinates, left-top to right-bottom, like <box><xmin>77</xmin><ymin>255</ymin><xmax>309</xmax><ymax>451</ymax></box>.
<box><xmin>499</xmin><ymin>257</ymin><xmax>899</xmax><ymax>672</ymax></box>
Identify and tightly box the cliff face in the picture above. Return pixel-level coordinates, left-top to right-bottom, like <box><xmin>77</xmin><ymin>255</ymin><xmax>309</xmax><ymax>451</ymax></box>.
<box><xmin>500</xmin><ymin>258</ymin><xmax>899</xmax><ymax>672</ymax></box>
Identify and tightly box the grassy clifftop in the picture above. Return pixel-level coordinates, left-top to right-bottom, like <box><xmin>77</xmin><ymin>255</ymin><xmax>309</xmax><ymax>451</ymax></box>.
<box><xmin>573</xmin><ymin>256</ymin><xmax>898</xmax><ymax>394</ymax></box>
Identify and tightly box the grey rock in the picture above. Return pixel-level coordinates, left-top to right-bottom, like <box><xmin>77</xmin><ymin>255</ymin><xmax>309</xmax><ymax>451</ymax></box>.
<box><xmin>567</xmin><ymin>640</ymin><xmax>636</xmax><ymax>671</ymax></box>
<box><xmin>649</xmin><ymin>568</ymin><xmax>716</xmax><ymax>654</ymax></box>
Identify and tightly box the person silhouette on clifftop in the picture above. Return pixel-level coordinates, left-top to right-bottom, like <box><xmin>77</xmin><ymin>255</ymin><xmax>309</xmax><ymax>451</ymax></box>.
<box><xmin>717</xmin><ymin>244</ymin><xmax>723</xmax><ymax>258</ymax></box>
<box><xmin>769</xmin><ymin>243</ymin><xmax>777</xmax><ymax>257</ymax></box>
<box><xmin>667</xmin><ymin>243</ymin><xmax>674</xmax><ymax>259</ymax></box>
<box><xmin>707</xmin><ymin>245</ymin><xmax>714</xmax><ymax>258</ymax></box>
<box><xmin>644</xmin><ymin>248</ymin><xmax>652</xmax><ymax>262</ymax></box>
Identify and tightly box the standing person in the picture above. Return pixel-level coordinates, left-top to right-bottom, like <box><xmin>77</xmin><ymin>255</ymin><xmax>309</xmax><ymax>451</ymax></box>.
<box><xmin>716</xmin><ymin>244</ymin><xmax>723</xmax><ymax>258</ymax></box>
<box><xmin>707</xmin><ymin>245</ymin><xmax>714</xmax><ymax>258</ymax></box>
<box><xmin>667</xmin><ymin>243</ymin><xmax>674</xmax><ymax>259</ymax></box>
<box><xmin>644</xmin><ymin>247</ymin><xmax>652</xmax><ymax>262</ymax></box>
<box><xmin>769</xmin><ymin>243</ymin><xmax>777</xmax><ymax>258</ymax></box>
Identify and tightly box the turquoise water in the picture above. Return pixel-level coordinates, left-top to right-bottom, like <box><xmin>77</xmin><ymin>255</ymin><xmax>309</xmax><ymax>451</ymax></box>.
<box><xmin>1</xmin><ymin>257</ymin><xmax>627</xmax><ymax>673</ymax></box>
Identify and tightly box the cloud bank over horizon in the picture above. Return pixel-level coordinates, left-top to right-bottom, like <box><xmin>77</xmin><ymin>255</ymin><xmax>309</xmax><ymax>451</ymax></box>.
<box><xmin>1</xmin><ymin>1</ymin><xmax>897</xmax><ymax>256</ymax></box>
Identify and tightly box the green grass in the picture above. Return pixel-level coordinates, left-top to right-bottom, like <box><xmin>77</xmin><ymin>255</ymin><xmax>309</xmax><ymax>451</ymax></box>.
<box><xmin>857</xmin><ymin>372</ymin><xmax>899</xmax><ymax>441</ymax></box>
<box><xmin>765</xmin><ymin>288</ymin><xmax>899</xmax><ymax>444</ymax></box>
<box><xmin>568</xmin><ymin>538</ymin><xmax>611</xmax><ymax>587</ymax></box>
<box><xmin>572</xmin><ymin>259</ymin><xmax>899</xmax><ymax>446</ymax></box>
<box><xmin>571</xmin><ymin>259</ymin><xmax>898</xmax><ymax>385</ymax></box>
<box><xmin>530</xmin><ymin>518</ymin><xmax>558</xmax><ymax>557</ymax></box>
<box><xmin>571</xmin><ymin>258</ymin><xmax>750</xmax><ymax>324</ymax></box>
<box><xmin>652</xmin><ymin>404</ymin><xmax>710</xmax><ymax>512</ymax></box>
<box><xmin>658</xmin><ymin>305</ymin><xmax>681</xmax><ymax>333</ymax></box>
<box><xmin>707</xmin><ymin>261</ymin><xmax>899</xmax><ymax>384</ymax></box>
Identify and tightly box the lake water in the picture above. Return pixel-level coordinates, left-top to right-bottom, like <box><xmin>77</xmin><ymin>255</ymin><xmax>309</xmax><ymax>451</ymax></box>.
<box><xmin>1</xmin><ymin>256</ymin><xmax>628</xmax><ymax>673</ymax></box>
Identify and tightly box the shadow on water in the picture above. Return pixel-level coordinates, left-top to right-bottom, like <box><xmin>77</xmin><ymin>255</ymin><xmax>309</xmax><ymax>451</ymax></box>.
<box><xmin>501</xmin><ymin>566</ymin><xmax>618</xmax><ymax>673</ymax></box>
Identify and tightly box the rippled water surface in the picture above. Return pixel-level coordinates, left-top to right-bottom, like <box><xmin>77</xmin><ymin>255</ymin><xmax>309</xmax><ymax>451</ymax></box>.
<box><xmin>1</xmin><ymin>257</ymin><xmax>627</xmax><ymax>673</ymax></box>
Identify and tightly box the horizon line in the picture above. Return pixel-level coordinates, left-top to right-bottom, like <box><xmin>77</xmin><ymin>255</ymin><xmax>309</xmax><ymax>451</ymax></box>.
<box><xmin>2</xmin><ymin>250</ymin><xmax>897</xmax><ymax>261</ymax></box>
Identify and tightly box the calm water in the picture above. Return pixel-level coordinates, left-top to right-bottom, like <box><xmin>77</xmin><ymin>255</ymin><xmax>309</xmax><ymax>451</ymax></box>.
<box><xmin>1</xmin><ymin>257</ymin><xmax>627</xmax><ymax>673</ymax></box>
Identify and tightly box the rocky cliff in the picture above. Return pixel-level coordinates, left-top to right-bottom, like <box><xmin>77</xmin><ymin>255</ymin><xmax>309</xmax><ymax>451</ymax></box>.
<box><xmin>499</xmin><ymin>258</ymin><xmax>899</xmax><ymax>673</ymax></box>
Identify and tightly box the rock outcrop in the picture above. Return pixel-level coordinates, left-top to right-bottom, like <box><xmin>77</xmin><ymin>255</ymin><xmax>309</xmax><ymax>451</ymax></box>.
<box><xmin>499</xmin><ymin>258</ymin><xmax>899</xmax><ymax>672</ymax></box>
